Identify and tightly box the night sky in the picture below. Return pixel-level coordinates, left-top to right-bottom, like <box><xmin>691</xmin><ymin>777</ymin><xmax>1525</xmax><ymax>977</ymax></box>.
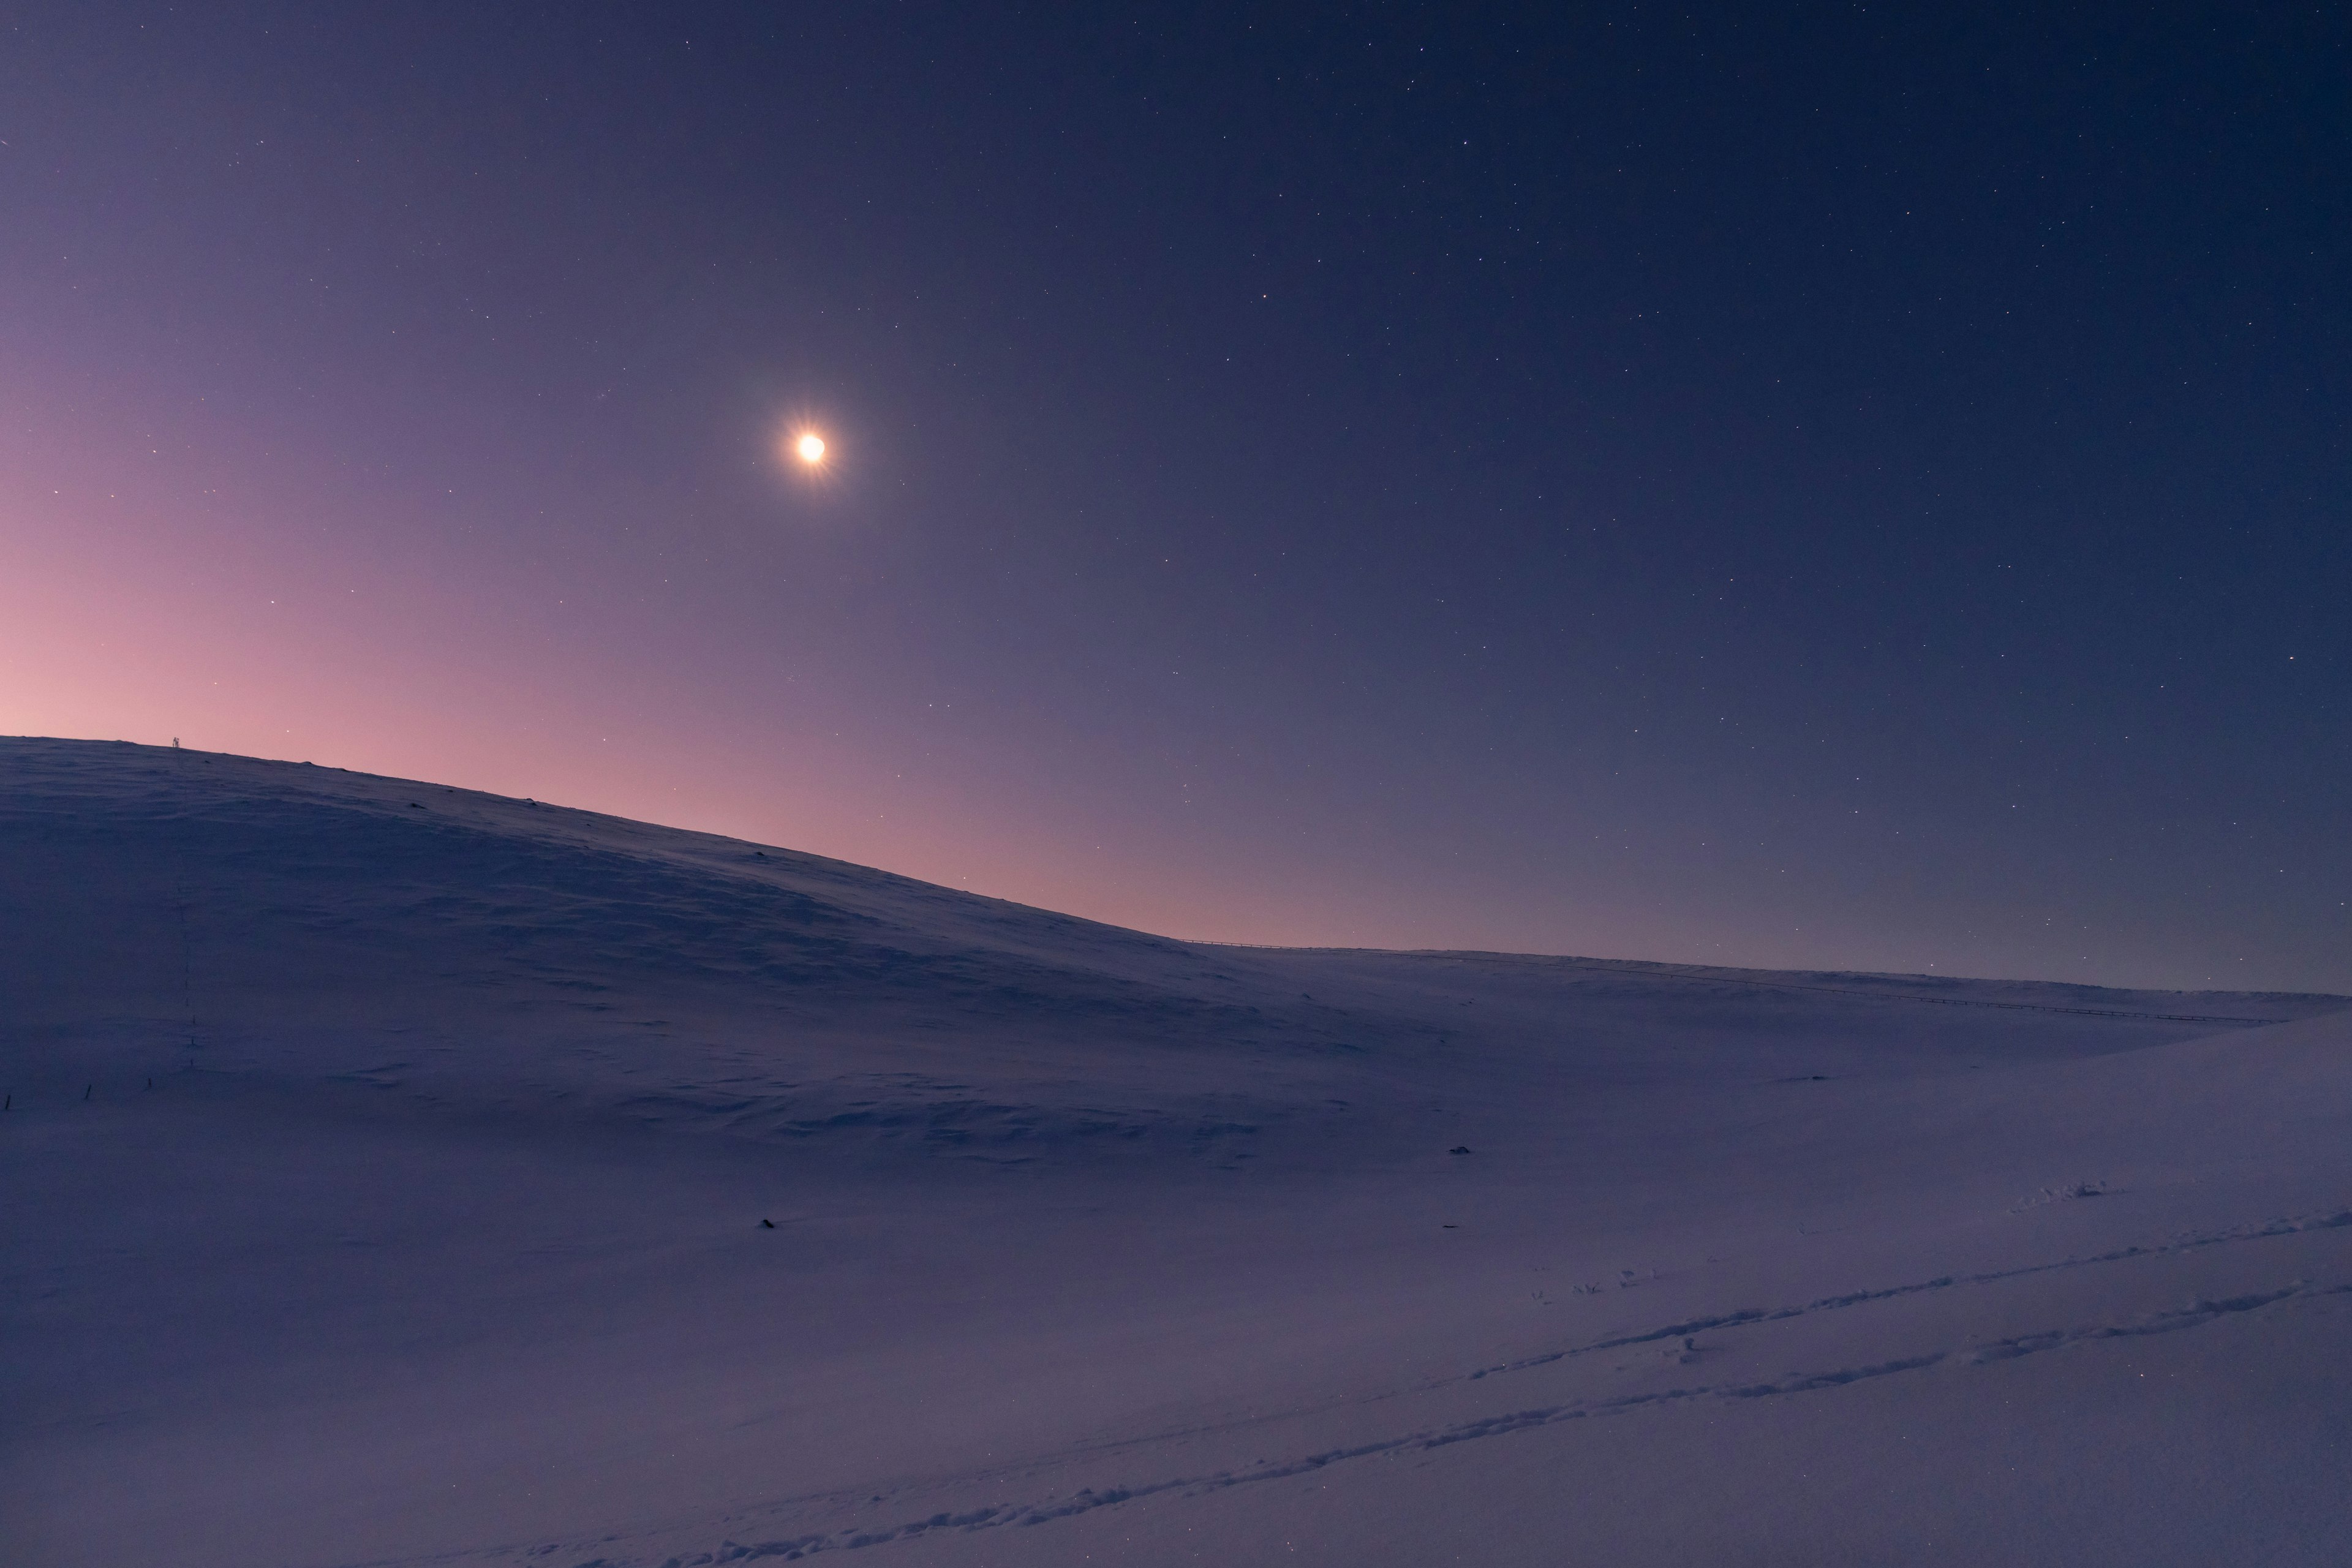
<box><xmin>6</xmin><ymin>4</ymin><xmax>2346</xmax><ymax>990</ymax></box>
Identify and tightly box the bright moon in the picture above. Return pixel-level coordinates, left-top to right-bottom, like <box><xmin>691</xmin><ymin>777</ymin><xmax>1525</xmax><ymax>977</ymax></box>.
<box><xmin>795</xmin><ymin>433</ymin><xmax>827</xmax><ymax>464</ymax></box>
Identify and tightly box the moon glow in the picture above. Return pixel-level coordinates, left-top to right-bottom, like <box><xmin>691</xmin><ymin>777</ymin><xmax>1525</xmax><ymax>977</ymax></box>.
<box><xmin>795</xmin><ymin>432</ymin><xmax>827</xmax><ymax>464</ymax></box>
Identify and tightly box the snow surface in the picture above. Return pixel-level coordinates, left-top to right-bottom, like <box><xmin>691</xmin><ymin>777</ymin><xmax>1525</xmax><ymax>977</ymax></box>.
<box><xmin>4</xmin><ymin>736</ymin><xmax>2348</xmax><ymax>1567</ymax></box>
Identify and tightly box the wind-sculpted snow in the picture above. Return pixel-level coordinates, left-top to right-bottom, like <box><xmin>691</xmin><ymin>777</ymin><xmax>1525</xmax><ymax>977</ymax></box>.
<box><xmin>3</xmin><ymin>737</ymin><xmax>2348</xmax><ymax>1567</ymax></box>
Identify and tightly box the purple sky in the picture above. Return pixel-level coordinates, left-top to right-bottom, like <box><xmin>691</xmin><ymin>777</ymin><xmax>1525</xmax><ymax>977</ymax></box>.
<box><xmin>6</xmin><ymin>4</ymin><xmax>2346</xmax><ymax>989</ymax></box>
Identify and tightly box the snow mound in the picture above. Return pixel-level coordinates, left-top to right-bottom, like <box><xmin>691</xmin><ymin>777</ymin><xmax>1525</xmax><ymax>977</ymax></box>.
<box><xmin>4</xmin><ymin>737</ymin><xmax>2348</xmax><ymax>1567</ymax></box>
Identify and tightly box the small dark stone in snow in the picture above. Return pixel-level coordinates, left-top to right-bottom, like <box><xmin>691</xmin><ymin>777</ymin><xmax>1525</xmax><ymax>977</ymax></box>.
<box><xmin>408</xmin><ymin>802</ymin><xmax>423</xmax><ymax>809</ymax></box>
<box><xmin>760</xmin><ymin>1218</ymin><xmax>776</xmax><ymax>1229</ymax></box>
<box><xmin>1450</xmin><ymin>1145</ymin><xmax>1472</xmax><ymax>1155</ymax></box>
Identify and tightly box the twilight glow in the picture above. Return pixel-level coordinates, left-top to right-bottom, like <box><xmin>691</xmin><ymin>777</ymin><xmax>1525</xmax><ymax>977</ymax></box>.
<box><xmin>1</xmin><ymin>9</ymin><xmax>2344</xmax><ymax>990</ymax></box>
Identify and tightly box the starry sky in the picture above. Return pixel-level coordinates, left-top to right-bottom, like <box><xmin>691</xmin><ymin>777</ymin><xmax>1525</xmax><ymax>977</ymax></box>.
<box><xmin>5</xmin><ymin>4</ymin><xmax>2346</xmax><ymax>990</ymax></box>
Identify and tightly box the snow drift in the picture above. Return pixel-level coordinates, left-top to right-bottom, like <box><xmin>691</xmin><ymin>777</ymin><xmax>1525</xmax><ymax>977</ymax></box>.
<box><xmin>4</xmin><ymin>737</ymin><xmax>2347</xmax><ymax>1566</ymax></box>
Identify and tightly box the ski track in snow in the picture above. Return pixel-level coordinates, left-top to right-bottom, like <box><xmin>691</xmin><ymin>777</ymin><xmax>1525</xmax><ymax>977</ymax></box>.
<box><xmin>367</xmin><ymin>1205</ymin><xmax>2352</xmax><ymax>1568</ymax></box>
<box><xmin>1466</xmin><ymin>1204</ymin><xmax>2352</xmax><ymax>1378</ymax></box>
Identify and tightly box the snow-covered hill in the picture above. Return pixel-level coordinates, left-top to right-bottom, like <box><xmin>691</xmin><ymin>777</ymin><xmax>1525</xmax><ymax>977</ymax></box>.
<box><xmin>5</xmin><ymin>737</ymin><xmax>2347</xmax><ymax>1566</ymax></box>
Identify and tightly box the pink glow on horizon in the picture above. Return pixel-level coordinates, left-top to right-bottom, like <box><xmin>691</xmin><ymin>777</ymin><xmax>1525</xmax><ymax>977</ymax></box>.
<box><xmin>1</xmin><ymin>365</ymin><xmax>1549</xmax><ymax>951</ymax></box>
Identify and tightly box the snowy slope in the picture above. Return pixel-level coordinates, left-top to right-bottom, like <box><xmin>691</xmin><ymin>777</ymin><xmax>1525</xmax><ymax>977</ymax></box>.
<box><xmin>4</xmin><ymin>737</ymin><xmax>2347</xmax><ymax>1567</ymax></box>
